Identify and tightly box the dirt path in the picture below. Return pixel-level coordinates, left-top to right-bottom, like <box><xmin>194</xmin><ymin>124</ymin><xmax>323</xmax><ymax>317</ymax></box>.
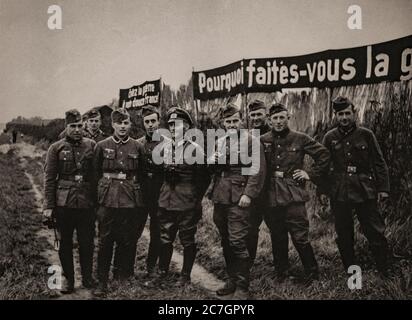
<box><xmin>14</xmin><ymin>146</ymin><xmax>93</xmax><ymax>299</ymax></box>
<box><xmin>6</xmin><ymin>142</ymin><xmax>224</xmax><ymax>299</ymax></box>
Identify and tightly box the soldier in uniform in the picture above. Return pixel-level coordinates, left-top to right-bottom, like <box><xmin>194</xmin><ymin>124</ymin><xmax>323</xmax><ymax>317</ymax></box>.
<box><xmin>246</xmin><ymin>99</ymin><xmax>273</xmax><ymax>266</ymax></box>
<box><xmin>322</xmin><ymin>96</ymin><xmax>390</xmax><ymax>276</ymax></box>
<box><xmin>93</xmin><ymin>109</ymin><xmax>146</xmax><ymax>296</ymax></box>
<box><xmin>136</xmin><ymin>105</ymin><xmax>162</xmax><ymax>276</ymax></box>
<box><xmin>43</xmin><ymin>109</ymin><xmax>97</xmax><ymax>294</ymax></box>
<box><xmin>260</xmin><ymin>103</ymin><xmax>330</xmax><ymax>285</ymax></box>
<box><xmin>157</xmin><ymin>107</ymin><xmax>209</xmax><ymax>284</ymax></box>
<box><xmin>83</xmin><ymin>109</ymin><xmax>108</xmax><ymax>142</ymax></box>
<box><xmin>208</xmin><ymin>103</ymin><xmax>266</xmax><ymax>299</ymax></box>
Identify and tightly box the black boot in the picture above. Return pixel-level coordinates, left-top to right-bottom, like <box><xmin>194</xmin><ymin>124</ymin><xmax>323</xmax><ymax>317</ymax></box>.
<box><xmin>61</xmin><ymin>276</ymin><xmax>75</xmax><ymax>294</ymax></box>
<box><xmin>336</xmin><ymin>238</ymin><xmax>355</xmax><ymax>272</ymax></box>
<box><xmin>179</xmin><ymin>245</ymin><xmax>197</xmax><ymax>284</ymax></box>
<box><xmin>93</xmin><ymin>281</ymin><xmax>108</xmax><ymax>298</ymax></box>
<box><xmin>82</xmin><ymin>276</ymin><xmax>98</xmax><ymax>289</ymax></box>
<box><xmin>216</xmin><ymin>279</ymin><xmax>236</xmax><ymax>296</ymax></box>
<box><xmin>158</xmin><ymin>244</ymin><xmax>174</xmax><ymax>274</ymax></box>
<box><xmin>302</xmin><ymin>271</ymin><xmax>319</xmax><ymax>287</ymax></box>
<box><xmin>233</xmin><ymin>258</ymin><xmax>250</xmax><ymax>300</ymax></box>
<box><xmin>371</xmin><ymin>244</ymin><xmax>389</xmax><ymax>277</ymax></box>
<box><xmin>296</xmin><ymin>243</ymin><xmax>319</xmax><ymax>277</ymax></box>
<box><xmin>217</xmin><ymin>253</ymin><xmax>237</xmax><ymax>296</ymax></box>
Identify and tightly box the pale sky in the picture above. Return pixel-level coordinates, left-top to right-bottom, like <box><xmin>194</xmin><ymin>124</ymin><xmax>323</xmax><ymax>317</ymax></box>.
<box><xmin>1</xmin><ymin>0</ymin><xmax>411</xmax><ymax>122</ymax></box>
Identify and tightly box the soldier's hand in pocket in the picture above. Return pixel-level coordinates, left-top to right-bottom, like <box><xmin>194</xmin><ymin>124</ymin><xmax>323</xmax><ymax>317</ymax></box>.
<box><xmin>43</xmin><ymin>209</ymin><xmax>53</xmax><ymax>218</ymax></box>
<box><xmin>238</xmin><ymin>195</ymin><xmax>251</xmax><ymax>208</ymax></box>
<box><xmin>319</xmin><ymin>194</ymin><xmax>329</xmax><ymax>206</ymax></box>
<box><xmin>293</xmin><ymin>169</ymin><xmax>310</xmax><ymax>181</ymax></box>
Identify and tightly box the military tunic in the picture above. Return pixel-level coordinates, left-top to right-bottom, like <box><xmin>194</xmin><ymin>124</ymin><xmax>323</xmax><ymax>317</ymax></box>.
<box><xmin>247</xmin><ymin>122</ymin><xmax>271</xmax><ymax>264</ymax></box>
<box><xmin>157</xmin><ymin>138</ymin><xmax>209</xmax><ymax>275</ymax></box>
<box><xmin>210</xmin><ymin>132</ymin><xmax>266</xmax><ymax>290</ymax></box>
<box><xmin>260</xmin><ymin>128</ymin><xmax>330</xmax><ymax>275</ymax></box>
<box><xmin>93</xmin><ymin>135</ymin><xmax>147</xmax><ymax>281</ymax></box>
<box><xmin>322</xmin><ymin>124</ymin><xmax>390</xmax><ymax>272</ymax></box>
<box><xmin>136</xmin><ymin>133</ymin><xmax>163</xmax><ymax>272</ymax></box>
<box><xmin>43</xmin><ymin>136</ymin><xmax>96</xmax><ymax>284</ymax></box>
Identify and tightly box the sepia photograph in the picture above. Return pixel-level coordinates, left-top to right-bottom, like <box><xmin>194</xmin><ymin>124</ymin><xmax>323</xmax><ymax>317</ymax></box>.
<box><xmin>0</xmin><ymin>0</ymin><xmax>411</xmax><ymax>306</ymax></box>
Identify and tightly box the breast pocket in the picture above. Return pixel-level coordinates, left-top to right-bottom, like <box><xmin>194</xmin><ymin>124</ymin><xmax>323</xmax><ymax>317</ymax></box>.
<box><xmin>103</xmin><ymin>149</ymin><xmax>115</xmax><ymax>170</ymax></box>
<box><xmin>286</xmin><ymin>145</ymin><xmax>303</xmax><ymax>163</ymax></box>
<box><xmin>127</xmin><ymin>153</ymin><xmax>139</xmax><ymax>170</ymax></box>
<box><xmin>263</xmin><ymin>143</ymin><xmax>272</xmax><ymax>160</ymax></box>
<box><xmin>354</xmin><ymin>142</ymin><xmax>369</xmax><ymax>163</ymax></box>
<box><xmin>59</xmin><ymin>150</ymin><xmax>74</xmax><ymax>173</ymax></box>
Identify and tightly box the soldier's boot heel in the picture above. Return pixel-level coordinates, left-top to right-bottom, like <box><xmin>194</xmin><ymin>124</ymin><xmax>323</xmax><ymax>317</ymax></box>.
<box><xmin>302</xmin><ymin>271</ymin><xmax>319</xmax><ymax>287</ymax></box>
<box><xmin>370</xmin><ymin>244</ymin><xmax>390</xmax><ymax>277</ymax></box>
<box><xmin>216</xmin><ymin>280</ymin><xmax>236</xmax><ymax>296</ymax></box>
<box><xmin>297</xmin><ymin>244</ymin><xmax>318</xmax><ymax>272</ymax></box>
<box><xmin>61</xmin><ymin>276</ymin><xmax>75</xmax><ymax>294</ymax></box>
<box><xmin>93</xmin><ymin>282</ymin><xmax>108</xmax><ymax>298</ymax></box>
<box><xmin>274</xmin><ymin>262</ymin><xmax>291</xmax><ymax>281</ymax></box>
<box><xmin>233</xmin><ymin>258</ymin><xmax>251</xmax><ymax>300</ymax></box>
<box><xmin>82</xmin><ymin>276</ymin><xmax>98</xmax><ymax>289</ymax></box>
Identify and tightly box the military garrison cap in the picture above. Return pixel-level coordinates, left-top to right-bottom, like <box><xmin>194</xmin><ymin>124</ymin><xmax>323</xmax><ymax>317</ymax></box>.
<box><xmin>167</xmin><ymin>107</ymin><xmax>193</xmax><ymax>126</ymax></box>
<box><xmin>332</xmin><ymin>96</ymin><xmax>354</xmax><ymax>112</ymax></box>
<box><xmin>111</xmin><ymin>109</ymin><xmax>130</xmax><ymax>123</ymax></box>
<box><xmin>269</xmin><ymin>103</ymin><xmax>288</xmax><ymax>116</ymax></box>
<box><xmin>142</xmin><ymin>105</ymin><xmax>160</xmax><ymax>118</ymax></box>
<box><xmin>220</xmin><ymin>103</ymin><xmax>241</xmax><ymax>119</ymax></box>
<box><xmin>87</xmin><ymin>109</ymin><xmax>101</xmax><ymax>119</ymax></box>
<box><xmin>65</xmin><ymin>109</ymin><xmax>82</xmax><ymax>125</ymax></box>
<box><xmin>248</xmin><ymin>99</ymin><xmax>266</xmax><ymax>112</ymax></box>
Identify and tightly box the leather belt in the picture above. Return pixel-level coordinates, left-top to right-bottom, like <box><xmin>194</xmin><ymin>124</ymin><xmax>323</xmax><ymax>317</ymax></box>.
<box><xmin>220</xmin><ymin>168</ymin><xmax>243</xmax><ymax>177</ymax></box>
<box><xmin>59</xmin><ymin>175</ymin><xmax>88</xmax><ymax>182</ymax></box>
<box><xmin>103</xmin><ymin>172</ymin><xmax>137</xmax><ymax>180</ymax></box>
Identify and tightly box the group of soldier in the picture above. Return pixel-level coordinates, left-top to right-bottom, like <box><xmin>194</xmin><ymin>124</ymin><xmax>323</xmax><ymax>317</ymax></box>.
<box><xmin>43</xmin><ymin>96</ymin><xmax>390</xmax><ymax>299</ymax></box>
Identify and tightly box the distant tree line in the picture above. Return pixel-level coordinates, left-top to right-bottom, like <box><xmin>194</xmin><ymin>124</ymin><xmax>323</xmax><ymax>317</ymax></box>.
<box><xmin>5</xmin><ymin>119</ymin><xmax>65</xmax><ymax>143</ymax></box>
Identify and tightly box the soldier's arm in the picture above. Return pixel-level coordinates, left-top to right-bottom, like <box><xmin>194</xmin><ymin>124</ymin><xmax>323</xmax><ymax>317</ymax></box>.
<box><xmin>303</xmin><ymin>134</ymin><xmax>331</xmax><ymax>186</ymax></box>
<box><xmin>137</xmin><ymin>141</ymin><xmax>146</xmax><ymax>183</ymax></box>
<box><xmin>88</xmin><ymin>140</ymin><xmax>97</xmax><ymax>204</ymax></box>
<box><xmin>43</xmin><ymin>144</ymin><xmax>58</xmax><ymax>210</ymax></box>
<box><xmin>243</xmin><ymin>139</ymin><xmax>267</xmax><ymax>200</ymax></box>
<box><xmin>195</xmin><ymin>146</ymin><xmax>211</xmax><ymax>200</ymax></box>
<box><xmin>92</xmin><ymin>142</ymin><xmax>104</xmax><ymax>196</ymax></box>
<box><xmin>368</xmin><ymin>131</ymin><xmax>390</xmax><ymax>193</ymax></box>
<box><xmin>316</xmin><ymin>134</ymin><xmax>332</xmax><ymax>196</ymax></box>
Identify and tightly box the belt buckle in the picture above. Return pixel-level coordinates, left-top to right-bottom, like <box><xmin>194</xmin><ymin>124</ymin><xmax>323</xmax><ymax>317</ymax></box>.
<box><xmin>74</xmin><ymin>175</ymin><xmax>83</xmax><ymax>182</ymax></box>
<box><xmin>347</xmin><ymin>166</ymin><xmax>357</xmax><ymax>173</ymax></box>
<box><xmin>275</xmin><ymin>171</ymin><xmax>284</xmax><ymax>178</ymax></box>
<box><xmin>118</xmin><ymin>173</ymin><xmax>126</xmax><ymax>180</ymax></box>
<box><xmin>147</xmin><ymin>172</ymin><xmax>153</xmax><ymax>178</ymax></box>
<box><xmin>221</xmin><ymin>171</ymin><xmax>225</xmax><ymax>178</ymax></box>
